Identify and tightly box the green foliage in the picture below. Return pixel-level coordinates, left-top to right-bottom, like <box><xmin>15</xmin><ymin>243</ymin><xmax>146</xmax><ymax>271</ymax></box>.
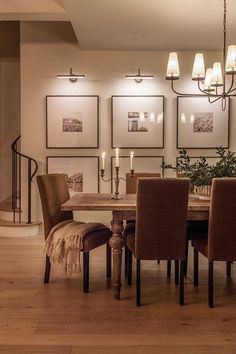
<box><xmin>162</xmin><ymin>147</ymin><xmax>236</xmax><ymax>188</ymax></box>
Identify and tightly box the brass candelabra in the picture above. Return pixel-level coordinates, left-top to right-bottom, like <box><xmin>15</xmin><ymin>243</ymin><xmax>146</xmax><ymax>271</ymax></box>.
<box><xmin>100</xmin><ymin>166</ymin><xmax>135</xmax><ymax>200</ymax></box>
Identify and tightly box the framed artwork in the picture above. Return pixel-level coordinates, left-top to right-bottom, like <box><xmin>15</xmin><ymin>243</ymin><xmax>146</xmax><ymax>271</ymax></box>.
<box><xmin>110</xmin><ymin>155</ymin><xmax>164</xmax><ymax>193</ymax></box>
<box><xmin>177</xmin><ymin>96</ymin><xmax>230</xmax><ymax>149</ymax></box>
<box><xmin>46</xmin><ymin>156</ymin><xmax>100</xmax><ymax>193</ymax></box>
<box><xmin>46</xmin><ymin>95</ymin><xmax>99</xmax><ymax>148</ymax></box>
<box><xmin>111</xmin><ymin>95</ymin><xmax>164</xmax><ymax>148</ymax></box>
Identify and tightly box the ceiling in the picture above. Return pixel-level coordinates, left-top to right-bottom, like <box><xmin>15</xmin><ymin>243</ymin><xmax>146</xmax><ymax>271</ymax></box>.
<box><xmin>0</xmin><ymin>0</ymin><xmax>236</xmax><ymax>50</ymax></box>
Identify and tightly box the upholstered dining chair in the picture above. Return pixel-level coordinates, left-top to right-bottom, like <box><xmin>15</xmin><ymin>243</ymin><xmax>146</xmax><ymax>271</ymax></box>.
<box><xmin>192</xmin><ymin>178</ymin><xmax>236</xmax><ymax>308</ymax></box>
<box><xmin>124</xmin><ymin>172</ymin><xmax>161</xmax><ymax>276</ymax></box>
<box><xmin>126</xmin><ymin>177</ymin><xmax>189</xmax><ymax>306</ymax></box>
<box><xmin>37</xmin><ymin>173</ymin><xmax>112</xmax><ymax>293</ymax></box>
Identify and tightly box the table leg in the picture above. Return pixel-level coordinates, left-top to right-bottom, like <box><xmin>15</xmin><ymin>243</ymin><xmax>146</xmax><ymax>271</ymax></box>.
<box><xmin>109</xmin><ymin>212</ymin><xmax>125</xmax><ymax>300</ymax></box>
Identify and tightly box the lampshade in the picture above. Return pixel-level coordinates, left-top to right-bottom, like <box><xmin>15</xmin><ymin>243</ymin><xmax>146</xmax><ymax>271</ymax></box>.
<box><xmin>166</xmin><ymin>53</ymin><xmax>180</xmax><ymax>80</ymax></box>
<box><xmin>149</xmin><ymin>112</ymin><xmax>155</xmax><ymax>122</ymax></box>
<box><xmin>211</xmin><ymin>62</ymin><xmax>223</xmax><ymax>87</ymax></box>
<box><xmin>203</xmin><ymin>68</ymin><xmax>215</xmax><ymax>92</ymax></box>
<box><xmin>192</xmin><ymin>53</ymin><xmax>205</xmax><ymax>80</ymax></box>
<box><xmin>225</xmin><ymin>45</ymin><xmax>236</xmax><ymax>74</ymax></box>
<box><xmin>180</xmin><ymin>113</ymin><xmax>186</xmax><ymax>124</ymax></box>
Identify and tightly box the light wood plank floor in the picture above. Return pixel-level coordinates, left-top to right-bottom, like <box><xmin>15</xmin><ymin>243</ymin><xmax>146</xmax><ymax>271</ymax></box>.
<box><xmin>0</xmin><ymin>235</ymin><xmax>236</xmax><ymax>354</ymax></box>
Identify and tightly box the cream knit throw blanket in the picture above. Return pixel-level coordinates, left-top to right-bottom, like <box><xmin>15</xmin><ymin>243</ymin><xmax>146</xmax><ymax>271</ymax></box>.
<box><xmin>45</xmin><ymin>219</ymin><xmax>107</xmax><ymax>276</ymax></box>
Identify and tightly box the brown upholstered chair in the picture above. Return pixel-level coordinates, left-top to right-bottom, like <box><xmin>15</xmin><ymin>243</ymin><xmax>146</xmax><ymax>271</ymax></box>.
<box><xmin>124</xmin><ymin>172</ymin><xmax>161</xmax><ymax>276</ymax></box>
<box><xmin>37</xmin><ymin>173</ymin><xmax>112</xmax><ymax>293</ymax></box>
<box><xmin>126</xmin><ymin>177</ymin><xmax>189</xmax><ymax>306</ymax></box>
<box><xmin>192</xmin><ymin>178</ymin><xmax>236</xmax><ymax>308</ymax></box>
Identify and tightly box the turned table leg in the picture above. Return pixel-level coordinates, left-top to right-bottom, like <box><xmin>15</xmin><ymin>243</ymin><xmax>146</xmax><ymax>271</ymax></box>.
<box><xmin>109</xmin><ymin>211</ymin><xmax>125</xmax><ymax>300</ymax></box>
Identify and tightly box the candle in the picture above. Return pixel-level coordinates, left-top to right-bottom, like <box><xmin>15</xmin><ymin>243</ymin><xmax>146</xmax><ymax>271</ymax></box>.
<box><xmin>115</xmin><ymin>148</ymin><xmax>119</xmax><ymax>167</ymax></box>
<box><xmin>130</xmin><ymin>151</ymin><xmax>134</xmax><ymax>170</ymax></box>
<box><xmin>102</xmin><ymin>151</ymin><xmax>106</xmax><ymax>169</ymax></box>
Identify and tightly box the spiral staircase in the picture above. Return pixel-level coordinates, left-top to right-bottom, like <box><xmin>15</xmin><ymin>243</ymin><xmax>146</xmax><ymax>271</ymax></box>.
<box><xmin>0</xmin><ymin>136</ymin><xmax>41</xmax><ymax>237</ymax></box>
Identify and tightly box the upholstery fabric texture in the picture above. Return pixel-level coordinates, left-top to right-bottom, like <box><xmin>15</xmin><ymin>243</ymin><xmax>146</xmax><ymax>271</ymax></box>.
<box><xmin>192</xmin><ymin>178</ymin><xmax>236</xmax><ymax>261</ymax></box>
<box><xmin>127</xmin><ymin>178</ymin><xmax>189</xmax><ymax>260</ymax></box>
<box><xmin>37</xmin><ymin>174</ymin><xmax>73</xmax><ymax>239</ymax></box>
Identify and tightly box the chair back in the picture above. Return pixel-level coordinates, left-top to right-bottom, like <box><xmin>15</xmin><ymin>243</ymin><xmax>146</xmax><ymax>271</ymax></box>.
<box><xmin>208</xmin><ymin>178</ymin><xmax>236</xmax><ymax>261</ymax></box>
<box><xmin>37</xmin><ymin>173</ymin><xmax>73</xmax><ymax>239</ymax></box>
<box><xmin>126</xmin><ymin>172</ymin><xmax>161</xmax><ymax>194</ymax></box>
<box><xmin>135</xmin><ymin>178</ymin><xmax>189</xmax><ymax>260</ymax></box>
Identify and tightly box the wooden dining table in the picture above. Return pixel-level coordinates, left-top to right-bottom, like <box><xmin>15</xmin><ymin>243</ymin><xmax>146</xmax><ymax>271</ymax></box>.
<box><xmin>61</xmin><ymin>193</ymin><xmax>210</xmax><ymax>300</ymax></box>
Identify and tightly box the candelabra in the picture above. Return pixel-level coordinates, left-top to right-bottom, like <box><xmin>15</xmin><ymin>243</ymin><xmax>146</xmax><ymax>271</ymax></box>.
<box><xmin>100</xmin><ymin>167</ymin><xmax>135</xmax><ymax>200</ymax></box>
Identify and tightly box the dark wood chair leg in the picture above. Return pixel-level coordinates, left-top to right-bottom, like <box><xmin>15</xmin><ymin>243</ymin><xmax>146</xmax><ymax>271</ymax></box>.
<box><xmin>193</xmin><ymin>248</ymin><xmax>199</xmax><ymax>286</ymax></box>
<box><xmin>175</xmin><ymin>260</ymin><xmax>179</xmax><ymax>285</ymax></box>
<box><xmin>83</xmin><ymin>252</ymin><xmax>89</xmax><ymax>293</ymax></box>
<box><xmin>179</xmin><ymin>260</ymin><xmax>185</xmax><ymax>306</ymax></box>
<box><xmin>208</xmin><ymin>261</ymin><xmax>214</xmax><ymax>308</ymax></box>
<box><xmin>127</xmin><ymin>248</ymin><xmax>133</xmax><ymax>286</ymax></box>
<box><xmin>136</xmin><ymin>259</ymin><xmax>141</xmax><ymax>307</ymax></box>
<box><xmin>125</xmin><ymin>245</ymin><xmax>128</xmax><ymax>277</ymax></box>
<box><xmin>167</xmin><ymin>260</ymin><xmax>171</xmax><ymax>277</ymax></box>
<box><xmin>226</xmin><ymin>261</ymin><xmax>231</xmax><ymax>277</ymax></box>
<box><xmin>106</xmin><ymin>242</ymin><xmax>111</xmax><ymax>278</ymax></box>
<box><xmin>184</xmin><ymin>239</ymin><xmax>189</xmax><ymax>277</ymax></box>
<box><xmin>44</xmin><ymin>255</ymin><xmax>51</xmax><ymax>283</ymax></box>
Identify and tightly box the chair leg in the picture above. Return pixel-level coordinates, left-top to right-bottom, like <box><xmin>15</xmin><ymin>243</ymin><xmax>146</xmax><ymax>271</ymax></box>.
<box><xmin>136</xmin><ymin>259</ymin><xmax>141</xmax><ymax>307</ymax></box>
<box><xmin>127</xmin><ymin>248</ymin><xmax>133</xmax><ymax>286</ymax></box>
<box><xmin>106</xmin><ymin>242</ymin><xmax>111</xmax><ymax>278</ymax></box>
<box><xmin>167</xmin><ymin>260</ymin><xmax>171</xmax><ymax>277</ymax></box>
<box><xmin>208</xmin><ymin>261</ymin><xmax>214</xmax><ymax>308</ymax></box>
<box><xmin>175</xmin><ymin>260</ymin><xmax>179</xmax><ymax>285</ymax></box>
<box><xmin>226</xmin><ymin>261</ymin><xmax>231</xmax><ymax>277</ymax></box>
<box><xmin>193</xmin><ymin>248</ymin><xmax>199</xmax><ymax>286</ymax></box>
<box><xmin>184</xmin><ymin>239</ymin><xmax>189</xmax><ymax>277</ymax></box>
<box><xmin>83</xmin><ymin>252</ymin><xmax>89</xmax><ymax>293</ymax></box>
<box><xmin>44</xmin><ymin>255</ymin><xmax>51</xmax><ymax>283</ymax></box>
<box><xmin>157</xmin><ymin>260</ymin><xmax>160</xmax><ymax>264</ymax></box>
<box><xmin>125</xmin><ymin>245</ymin><xmax>128</xmax><ymax>277</ymax></box>
<box><xmin>179</xmin><ymin>260</ymin><xmax>185</xmax><ymax>306</ymax></box>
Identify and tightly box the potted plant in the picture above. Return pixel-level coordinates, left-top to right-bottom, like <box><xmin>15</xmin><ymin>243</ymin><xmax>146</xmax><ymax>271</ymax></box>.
<box><xmin>162</xmin><ymin>147</ymin><xmax>236</xmax><ymax>198</ymax></box>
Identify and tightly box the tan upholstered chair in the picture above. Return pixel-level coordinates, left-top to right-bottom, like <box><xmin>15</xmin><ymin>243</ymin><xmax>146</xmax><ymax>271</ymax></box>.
<box><xmin>124</xmin><ymin>172</ymin><xmax>161</xmax><ymax>276</ymax></box>
<box><xmin>126</xmin><ymin>177</ymin><xmax>189</xmax><ymax>306</ymax></box>
<box><xmin>192</xmin><ymin>178</ymin><xmax>236</xmax><ymax>308</ymax></box>
<box><xmin>37</xmin><ymin>173</ymin><xmax>112</xmax><ymax>293</ymax></box>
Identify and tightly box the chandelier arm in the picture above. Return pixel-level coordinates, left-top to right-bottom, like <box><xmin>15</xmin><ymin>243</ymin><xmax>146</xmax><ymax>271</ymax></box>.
<box><xmin>197</xmin><ymin>81</ymin><xmax>208</xmax><ymax>94</ymax></box>
<box><xmin>207</xmin><ymin>96</ymin><xmax>221</xmax><ymax>104</ymax></box>
<box><xmin>170</xmin><ymin>80</ymin><xmax>200</xmax><ymax>96</ymax></box>
<box><xmin>225</xmin><ymin>75</ymin><xmax>235</xmax><ymax>95</ymax></box>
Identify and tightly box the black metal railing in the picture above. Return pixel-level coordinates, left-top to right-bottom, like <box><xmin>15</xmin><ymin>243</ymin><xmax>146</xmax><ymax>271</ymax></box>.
<box><xmin>11</xmin><ymin>136</ymin><xmax>38</xmax><ymax>224</ymax></box>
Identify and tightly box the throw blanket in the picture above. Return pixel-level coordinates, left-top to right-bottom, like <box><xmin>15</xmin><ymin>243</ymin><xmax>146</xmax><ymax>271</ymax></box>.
<box><xmin>45</xmin><ymin>219</ymin><xmax>107</xmax><ymax>276</ymax></box>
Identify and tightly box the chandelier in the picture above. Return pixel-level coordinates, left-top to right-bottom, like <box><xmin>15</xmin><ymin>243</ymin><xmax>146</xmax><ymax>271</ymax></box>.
<box><xmin>166</xmin><ymin>0</ymin><xmax>236</xmax><ymax>111</ymax></box>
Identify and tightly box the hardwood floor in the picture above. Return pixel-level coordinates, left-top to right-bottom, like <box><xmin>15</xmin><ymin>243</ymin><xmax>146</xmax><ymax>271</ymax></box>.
<box><xmin>0</xmin><ymin>235</ymin><xmax>236</xmax><ymax>353</ymax></box>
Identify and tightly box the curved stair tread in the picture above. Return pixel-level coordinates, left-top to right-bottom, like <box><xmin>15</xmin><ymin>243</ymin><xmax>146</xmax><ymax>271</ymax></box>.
<box><xmin>0</xmin><ymin>219</ymin><xmax>41</xmax><ymax>227</ymax></box>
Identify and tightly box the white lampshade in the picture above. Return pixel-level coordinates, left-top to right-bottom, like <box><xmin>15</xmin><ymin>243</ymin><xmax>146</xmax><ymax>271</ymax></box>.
<box><xmin>140</xmin><ymin>112</ymin><xmax>145</xmax><ymax>122</ymax></box>
<box><xmin>166</xmin><ymin>52</ymin><xmax>180</xmax><ymax>79</ymax></box>
<box><xmin>203</xmin><ymin>68</ymin><xmax>215</xmax><ymax>92</ymax></box>
<box><xmin>190</xmin><ymin>114</ymin><xmax>195</xmax><ymax>123</ymax></box>
<box><xmin>192</xmin><ymin>53</ymin><xmax>205</xmax><ymax>80</ymax></box>
<box><xmin>157</xmin><ymin>112</ymin><xmax>163</xmax><ymax>124</ymax></box>
<box><xmin>225</xmin><ymin>45</ymin><xmax>236</xmax><ymax>74</ymax></box>
<box><xmin>180</xmin><ymin>113</ymin><xmax>186</xmax><ymax>124</ymax></box>
<box><xmin>149</xmin><ymin>112</ymin><xmax>155</xmax><ymax>122</ymax></box>
<box><xmin>211</xmin><ymin>62</ymin><xmax>223</xmax><ymax>87</ymax></box>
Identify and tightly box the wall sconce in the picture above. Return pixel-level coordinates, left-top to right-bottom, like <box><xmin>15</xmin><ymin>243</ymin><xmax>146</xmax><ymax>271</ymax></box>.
<box><xmin>125</xmin><ymin>68</ymin><xmax>154</xmax><ymax>83</ymax></box>
<box><xmin>57</xmin><ymin>68</ymin><xmax>85</xmax><ymax>83</ymax></box>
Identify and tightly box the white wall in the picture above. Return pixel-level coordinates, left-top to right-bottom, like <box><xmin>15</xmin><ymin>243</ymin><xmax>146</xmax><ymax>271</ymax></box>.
<box><xmin>20</xmin><ymin>21</ymin><xmax>236</xmax><ymax>225</ymax></box>
<box><xmin>0</xmin><ymin>22</ymin><xmax>20</xmax><ymax>202</ymax></box>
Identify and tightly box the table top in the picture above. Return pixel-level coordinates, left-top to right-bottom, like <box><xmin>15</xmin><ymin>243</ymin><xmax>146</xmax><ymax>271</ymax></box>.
<box><xmin>61</xmin><ymin>193</ymin><xmax>210</xmax><ymax>212</ymax></box>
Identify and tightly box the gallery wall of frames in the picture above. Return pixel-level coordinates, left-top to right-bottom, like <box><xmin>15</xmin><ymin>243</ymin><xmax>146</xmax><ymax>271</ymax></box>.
<box><xmin>20</xmin><ymin>22</ymin><xmax>236</xmax><ymax>223</ymax></box>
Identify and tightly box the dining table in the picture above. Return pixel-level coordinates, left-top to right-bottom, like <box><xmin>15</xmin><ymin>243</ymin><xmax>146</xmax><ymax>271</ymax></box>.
<box><xmin>61</xmin><ymin>192</ymin><xmax>210</xmax><ymax>300</ymax></box>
